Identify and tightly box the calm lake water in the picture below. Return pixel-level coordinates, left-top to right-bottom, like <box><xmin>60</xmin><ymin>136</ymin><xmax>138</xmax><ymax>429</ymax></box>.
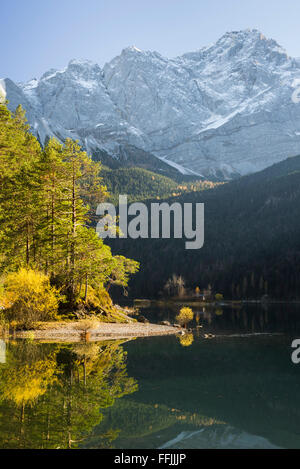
<box><xmin>1</xmin><ymin>302</ymin><xmax>300</xmax><ymax>449</ymax></box>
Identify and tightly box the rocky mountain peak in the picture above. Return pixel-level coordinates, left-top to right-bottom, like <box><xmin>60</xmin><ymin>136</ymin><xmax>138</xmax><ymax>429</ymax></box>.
<box><xmin>3</xmin><ymin>30</ymin><xmax>300</xmax><ymax>179</ymax></box>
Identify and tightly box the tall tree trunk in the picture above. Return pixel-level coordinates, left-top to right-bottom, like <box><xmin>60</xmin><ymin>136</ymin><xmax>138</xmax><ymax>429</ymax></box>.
<box><xmin>26</xmin><ymin>222</ymin><xmax>30</xmax><ymax>265</ymax></box>
<box><xmin>51</xmin><ymin>180</ymin><xmax>55</xmax><ymax>272</ymax></box>
<box><xmin>84</xmin><ymin>273</ymin><xmax>88</xmax><ymax>303</ymax></box>
<box><xmin>70</xmin><ymin>163</ymin><xmax>76</xmax><ymax>304</ymax></box>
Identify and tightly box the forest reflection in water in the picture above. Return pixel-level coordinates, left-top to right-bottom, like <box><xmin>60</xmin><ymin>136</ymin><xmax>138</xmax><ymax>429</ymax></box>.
<box><xmin>0</xmin><ymin>340</ymin><xmax>137</xmax><ymax>449</ymax></box>
<box><xmin>135</xmin><ymin>300</ymin><xmax>300</xmax><ymax>336</ymax></box>
<box><xmin>1</xmin><ymin>303</ymin><xmax>300</xmax><ymax>449</ymax></box>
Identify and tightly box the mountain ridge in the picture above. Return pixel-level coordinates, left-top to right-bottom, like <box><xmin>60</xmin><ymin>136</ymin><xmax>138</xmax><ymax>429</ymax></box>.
<box><xmin>2</xmin><ymin>29</ymin><xmax>300</xmax><ymax>179</ymax></box>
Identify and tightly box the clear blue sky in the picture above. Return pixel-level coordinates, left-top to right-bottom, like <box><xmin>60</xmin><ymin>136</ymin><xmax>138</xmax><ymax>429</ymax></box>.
<box><xmin>2</xmin><ymin>0</ymin><xmax>300</xmax><ymax>82</ymax></box>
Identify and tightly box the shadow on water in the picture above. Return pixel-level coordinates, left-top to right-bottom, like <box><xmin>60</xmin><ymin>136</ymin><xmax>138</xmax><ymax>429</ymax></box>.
<box><xmin>91</xmin><ymin>303</ymin><xmax>300</xmax><ymax>449</ymax></box>
<box><xmin>0</xmin><ymin>304</ymin><xmax>300</xmax><ymax>449</ymax></box>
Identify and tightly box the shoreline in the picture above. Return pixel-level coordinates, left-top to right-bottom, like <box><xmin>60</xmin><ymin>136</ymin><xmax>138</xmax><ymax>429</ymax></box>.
<box><xmin>12</xmin><ymin>321</ymin><xmax>183</xmax><ymax>342</ymax></box>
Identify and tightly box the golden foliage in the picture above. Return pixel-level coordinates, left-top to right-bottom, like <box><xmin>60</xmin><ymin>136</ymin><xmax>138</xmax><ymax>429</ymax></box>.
<box><xmin>215</xmin><ymin>293</ymin><xmax>224</xmax><ymax>301</ymax></box>
<box><xmin>73</xmin><ymin>319</ymin><xmax>99</xmax><ymax>332</ymax></box>
<box><xmin>83</xmin><ymin>284</ymin><xmax>113</xmax><ymax>311</ymax></box>
<box><xmin>1</xmin><ymin>268</ymin><xmax>60</xmax><ymax>328</ymax></box>
<box><xmin>179</xmin><ymin>333</ymin><xmax>194</xmax><ymax>347</ymax></box>
<box><xmin>176</xmin><ymin>307</ymin><xmax>194</xmax><ymax>327</ymax></box>
<box><xmin>0</xmin><ymin>357</ymin><xmax>58</xmax><ymax>406</ymax></box>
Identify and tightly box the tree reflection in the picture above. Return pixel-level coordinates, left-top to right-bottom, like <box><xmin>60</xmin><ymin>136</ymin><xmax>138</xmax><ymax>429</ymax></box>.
<box><xmin>178</xmin><ymin>333</ymin><xmax>194</xmax><ymax>347</ymax></box>
<box><xmin>0</xmin><ymin>340</ymin><xmax>138</xmax><ymax>448</ymax></box>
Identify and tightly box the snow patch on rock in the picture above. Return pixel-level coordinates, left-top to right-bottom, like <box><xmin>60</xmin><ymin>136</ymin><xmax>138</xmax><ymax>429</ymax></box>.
<box><xmin>4</xmin><ymin>29</ymin><xmax>300</xmax><ymax>179</ymax></box>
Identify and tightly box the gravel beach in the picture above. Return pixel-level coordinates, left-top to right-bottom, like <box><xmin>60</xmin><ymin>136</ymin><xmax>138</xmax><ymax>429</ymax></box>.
<box><xmin>14</xmin><ymin>321</ymin><xmax>183</xmax><ymax>342</ymax></box>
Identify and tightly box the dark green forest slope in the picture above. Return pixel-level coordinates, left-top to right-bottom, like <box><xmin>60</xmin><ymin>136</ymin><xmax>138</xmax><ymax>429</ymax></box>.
<box><xmin>92</xmin><ymin>144</ymin><xmax>180</xmax><ymax>177</ymax></box>
<box><xmin>108</xmin><ymin>155</ymin><xmax>300</xmax><ymax>300</ymax></box>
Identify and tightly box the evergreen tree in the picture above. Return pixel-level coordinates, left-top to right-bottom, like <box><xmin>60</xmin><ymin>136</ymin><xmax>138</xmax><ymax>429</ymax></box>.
<box><xmin>0</xmin><ymin>104</ymin><xmax>139</xmax><ymax>314</ymax></box>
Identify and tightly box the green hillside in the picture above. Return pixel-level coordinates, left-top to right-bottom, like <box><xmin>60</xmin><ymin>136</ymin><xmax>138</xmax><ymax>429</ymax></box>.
<box><xmin>102</xmin><ymin>167</ymin><xmax>220</xmax><ymax>203</ymax></box>
<box><xmin>108</xmin><ymin>155</ymin><xmax>300</xmax><ymax>300</ymax></box>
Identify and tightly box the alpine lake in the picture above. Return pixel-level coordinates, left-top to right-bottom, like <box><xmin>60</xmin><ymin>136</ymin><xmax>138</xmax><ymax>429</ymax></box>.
<box><xmin>0</xmin><ymin>301</ymin><xmax>300</xmax><ymax>449</ymax></box>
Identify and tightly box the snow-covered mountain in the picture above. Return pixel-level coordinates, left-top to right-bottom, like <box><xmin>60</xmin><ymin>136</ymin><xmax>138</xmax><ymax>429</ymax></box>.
<box><xmin>2</xmin><ymin>29</ymin><xmax>300</xmax><ymax>179</ymax></box>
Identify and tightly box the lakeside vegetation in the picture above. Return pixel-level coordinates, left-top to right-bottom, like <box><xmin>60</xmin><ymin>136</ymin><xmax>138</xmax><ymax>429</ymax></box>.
<box><xmin>2</xmin><ymin>97</ymin><xmax>300</xmax><ymax>332</ymax></box>
<box><xmin>0</xmin><ymin>103</ymin><xmax>139</xmax><ymax>328</ymax></box>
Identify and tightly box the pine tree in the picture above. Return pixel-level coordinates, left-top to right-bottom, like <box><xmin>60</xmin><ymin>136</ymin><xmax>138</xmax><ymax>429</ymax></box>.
<box><xmin>0</xmin><ymin>104</ymin><xmax>42</xmax><ymax>270</ymax></box>
<box><xmin>0</xmin><ymin>105</ymin><xmax>139</xmax><ymax>313</ymax></box>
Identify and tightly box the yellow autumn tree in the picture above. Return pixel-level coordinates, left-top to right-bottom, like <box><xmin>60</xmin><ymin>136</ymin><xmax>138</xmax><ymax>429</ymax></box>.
<box><xmin>1</xmin><ymin>268</ymin><xmax>60</xmax><ymax>328</ymax></box>
<box><xmin>176</xmin><ymin>307</ymin><xmax>194</xmax><ymax>328</ymax></box>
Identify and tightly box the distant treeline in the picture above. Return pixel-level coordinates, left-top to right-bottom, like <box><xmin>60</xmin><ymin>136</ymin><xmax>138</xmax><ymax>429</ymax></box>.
<box><xmin>108</xmin><ymin>154</ymin><xmax>300</xmax><ymax>300</ymax></box>
<box><xmin>101</xmin><ymin>166</ymin><xmax>221</xmax><ymax>204</ymax></box>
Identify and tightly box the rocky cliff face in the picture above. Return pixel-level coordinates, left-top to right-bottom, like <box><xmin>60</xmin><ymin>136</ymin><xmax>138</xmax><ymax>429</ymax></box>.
<box><xmin>2</xmin><ymin>29</ymin><xmax>300</xmax><ymax>179</ymax></box>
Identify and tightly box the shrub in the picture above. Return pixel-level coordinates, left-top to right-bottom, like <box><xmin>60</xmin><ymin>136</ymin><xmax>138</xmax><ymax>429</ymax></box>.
<box><xmin>82</xmin><ymin>285</ymin><xmax>113</xmax><ymax>311</ymax></box>
<box><xmin>215</xmin><ymin>293</ymin><xmax>224</xmax><ymax>301</ymax></box>
<box><xmin>78</xmin><ymin>285</ymin><xmax>129</xmax><ymax>322</ymax></box>
<box><xmin>1</xmin><ymin>269</ymin><xmax>60</xmax><ymax>329</ymax></box>
<box><xmin>73</xmin><ymin>319</ymin><xmax>99</xmax><ymax>333</ymax></box>
<box><xmin>176</xmin><ymin>307</ymin><xmax>194</xmax><ymax>328</ymax></box>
